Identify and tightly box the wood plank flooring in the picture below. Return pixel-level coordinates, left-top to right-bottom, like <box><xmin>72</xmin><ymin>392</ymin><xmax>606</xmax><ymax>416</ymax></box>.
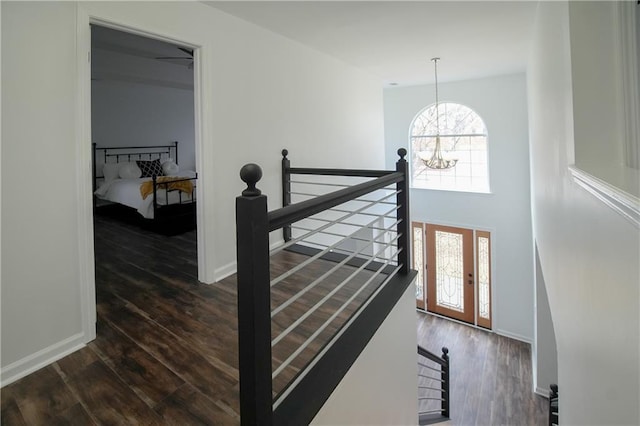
<box><xmin>417</xmin><ymin>313</ymin><xmax>548</xmax><ymax>425</ymax></box>
<box><xmin>2</xmin><ymin>215</ymin><xmax>548</xmax><ymax>425</ymax></box>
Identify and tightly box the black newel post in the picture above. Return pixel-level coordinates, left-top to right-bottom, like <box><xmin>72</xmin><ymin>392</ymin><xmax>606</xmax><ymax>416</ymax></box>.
<box><xmin>441</xmin><ymin>347</ymin><xmax>450</xmax><ymax>418</ymax></box>
<box><xmin>281</xmin><ymin>149</ymin><xmax>292</xmax><ymax>242</ymax></box>
<box><xmin>396</xmin><ymin>148</ymin><xmax>410</xmax><ymax>274</ymax></box>
<box><xmin>236</xmin><ymin>164</ymin><xmax>273</xmax><ymax>426</ymax></box>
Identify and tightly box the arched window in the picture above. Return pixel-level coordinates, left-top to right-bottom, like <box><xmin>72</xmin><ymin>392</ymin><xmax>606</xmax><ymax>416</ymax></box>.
<box><xmin>410</xmin><ymin>102</ymin><xmax>489</xmax><ymax>193</ymax></box>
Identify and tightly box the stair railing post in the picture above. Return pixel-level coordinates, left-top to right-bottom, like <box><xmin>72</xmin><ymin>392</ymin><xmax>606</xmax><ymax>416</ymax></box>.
<box><xmin>549</xmin><ymin>384</ymin><xmax>559</xmax><ymax>426</ymax></box>
<box><xmin>236</xmin><ymin>163</ymin><xmax>273</xmax><ymax>426</ymax></box>
<box><xmin>396</xmin><ymin>148</ymin><xmax>410</xmax><ymax>274</ymax></box>
<box><xmin>281</xmin><ymin>149</ymin><xmax>292</xmax><ymax>242</ymax></box>
<box><xmin>441</xmin><ymin>347</ymin><xmax>450</xmax><ymax>418</ymax></box>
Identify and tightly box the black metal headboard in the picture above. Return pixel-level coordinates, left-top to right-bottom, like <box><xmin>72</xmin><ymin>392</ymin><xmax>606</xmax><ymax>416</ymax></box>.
<box><xmin>92</xmin><ymin>141</ymin><xmax>179</xmax><ymax>192</ymax></box>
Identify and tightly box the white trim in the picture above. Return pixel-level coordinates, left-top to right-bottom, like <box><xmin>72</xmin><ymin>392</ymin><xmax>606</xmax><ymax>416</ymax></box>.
<box><xmin>213</xmin><ymin>240</ymin><xmax>284</xmax><ymax>283</ymax></box>
<box><xmin>76</xmin><ymin>4</ymin><xmax>97</xmax><ymax>345</ymax></box>
<box><xmin>214</xmin><ymin>261</ymin><xmax>238</xmax><ymax>283</ymax></box>
<box><xmin>569</xmin><ymin>165</ymin><xmax>640</xmax><ymax>228</ymax></box>
<box><xmin>535</xmin><ymin>386</ymin><xmax>551</xmax><ymax>399</ymax></box>
<box><xmin>1</xmin><ymin>333</ymin><xmax>86</xmax><ymax>387</ymax></box>
<box><xmin>616</xmin><ymin>1</ymin><xmax>639</xmax><ymax>169</ymax></box>
<box><xmin>191</xmin><ymin>32</ymin><xmax>215</xmax><ymax>284</ymax></box>
<box><xmin>494</xmin><ymin>328</ymin><xmax>533</xmax><ymax>345</ymax></box>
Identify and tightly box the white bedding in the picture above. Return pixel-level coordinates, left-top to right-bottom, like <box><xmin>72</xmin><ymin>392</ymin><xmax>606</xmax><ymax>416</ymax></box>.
<box><xmin>95</xmin><ymin>174</ymin><xmax>195</xmax><ymax>219</ymax></box>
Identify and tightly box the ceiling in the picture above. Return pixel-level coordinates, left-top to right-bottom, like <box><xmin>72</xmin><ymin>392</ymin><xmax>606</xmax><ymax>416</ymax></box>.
<box><xmin>91</xmin><ymin>25</ymin><xmax>195</xmax><ymax>90</ymax></box>
<box><xmin>205</xmin><ymin>1</ymin><xmax>538</xmax><ymax>86</ymax></box>
<box><xmin>92</xmin><ymin>25</ymin><xmax>194</xmax><ymax>66</ymax></box>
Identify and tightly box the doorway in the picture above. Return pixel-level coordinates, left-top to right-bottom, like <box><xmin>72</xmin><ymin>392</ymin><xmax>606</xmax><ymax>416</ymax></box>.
<box><xmin>76</xmin><ymin>11</ymin><xmax>211</xmax><ymax>343</ymax></box>
<box><xmin>412</xmin><ymin>221</ymin><xmax>492</xmax><ymax>329</ymax></box>
<box><xmin>90</xmin><ymin>24</ymin><xmax>198</xmax><ymax>230</ymax></box>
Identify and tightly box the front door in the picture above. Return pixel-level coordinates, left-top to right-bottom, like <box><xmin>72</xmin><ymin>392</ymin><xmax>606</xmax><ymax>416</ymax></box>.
<box><xmin>425</xmin><ymin>224</ymin><xmax>474</xmax><ymax>324</ymax></box>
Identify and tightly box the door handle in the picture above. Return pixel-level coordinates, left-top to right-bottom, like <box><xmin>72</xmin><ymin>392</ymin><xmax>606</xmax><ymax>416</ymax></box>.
<box><xmin>468</xmin><ymin>273</ymin><xmax>473</xmax><ymax>285</ymax></box>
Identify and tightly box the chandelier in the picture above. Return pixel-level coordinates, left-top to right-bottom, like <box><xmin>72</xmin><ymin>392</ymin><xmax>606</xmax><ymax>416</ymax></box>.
<box><xmin>422</xmin><ymin>57</ymin><xmax>458</xmax><ymax>170</ymax></box>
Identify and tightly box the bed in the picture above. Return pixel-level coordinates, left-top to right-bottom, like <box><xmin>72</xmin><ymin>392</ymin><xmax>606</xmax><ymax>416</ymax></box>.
<box><xmin>93</xmin><ymin>142</ymin><xmax>197</xmax><ymax>235</ymax></box>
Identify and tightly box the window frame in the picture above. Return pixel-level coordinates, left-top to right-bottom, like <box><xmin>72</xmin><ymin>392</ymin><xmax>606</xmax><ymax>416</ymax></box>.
<box><xmin>409</xmin><ymin>102</ymin><xmax>491</xmax><ymax>194</ymax></box>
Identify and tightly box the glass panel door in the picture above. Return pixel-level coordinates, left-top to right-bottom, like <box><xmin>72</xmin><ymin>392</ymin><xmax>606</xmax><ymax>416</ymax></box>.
<box><xmin>411</xmin><ymin>221</ymin><xmax>493</xmax><ymax>327</ymax></box>
<box><xmin>425</xmin><ymin>224</ymin><xmax>474</xmax><ymax>324</ymax></box>
<box><xmin>476</xmin><ymin>230</ymin><xmax>492</xmax><ymax>329</ymax></box>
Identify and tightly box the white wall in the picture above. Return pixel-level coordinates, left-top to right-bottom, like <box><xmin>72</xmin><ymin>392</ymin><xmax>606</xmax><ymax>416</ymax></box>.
<box><xmin>533</xmin><ymin>245</ymin><xmax>557</xmax><ymax>396</ymax></box>
<box><xmin>384</xmin><ymin>73</ymin><xmax>534</xmax><ymax>342</ymax></box>
<box><xmin>92</xmin><ymin>79</ymin><xmax>196</xmax><ymax>172</ymax></box>
<box><xmin>2</xmin><ymin>1</ymin><xmax>85</xmax><ymax>382</ymax></box>
<box><xmin>1</xmin><ymin>1</ymin><xmax>384</xmax><ymax>384</ymax></box>
<box><xmin>311</xmin><ymin>284</ymin><xmax>418</xmax><ymax>426</ymax></box>
<box><xmin>91</xmin><ymin>41</ymin><xmax>196</xmax><ymax>172</ymax></box>
<box><xmin>569</xmin><ymin>2</ymin><xmax>624</xmax><ymax>174</ymax></box>
<box><xmin>528</xmin><ymin>2</ymin><xmax>640</xmax><ymax>424</ymax></box>
<box><xmin>567</xmin><ymin>1</ymin><xmax>640</xmax><ymax>198</ymax></box>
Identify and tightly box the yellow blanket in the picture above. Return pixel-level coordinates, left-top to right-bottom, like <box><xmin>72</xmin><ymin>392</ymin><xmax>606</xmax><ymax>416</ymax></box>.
<box><xmin>140</xmin><ymin>177</ymin><xmax>194</xmax><ymax>200</ymax></box>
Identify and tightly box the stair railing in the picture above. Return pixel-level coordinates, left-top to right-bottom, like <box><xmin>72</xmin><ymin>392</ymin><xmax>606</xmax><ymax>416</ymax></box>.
<box><xmin>549</xmin><ymin>384</ymin><xmax>559</xmax><ymax>426</ymax></box>
<box><xmin>236</xmin><ymin>149</ymin><xmax>416</xmax><ymax>425</ymax></box>
<box><xmin>417</xmin><ymin>345</ymin><xmax>450</xmax><ymax>425</ymax></box>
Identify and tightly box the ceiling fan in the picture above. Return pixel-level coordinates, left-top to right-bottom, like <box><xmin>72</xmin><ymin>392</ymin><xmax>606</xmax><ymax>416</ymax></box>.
<box><xmin>156</xmin><ymin>47</ymin><xmax>194</xmax><ymax>69</ymax></box>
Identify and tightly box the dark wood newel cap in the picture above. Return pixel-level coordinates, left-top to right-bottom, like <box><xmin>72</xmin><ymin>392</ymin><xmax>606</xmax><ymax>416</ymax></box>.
<box><xmin>240</xmin><ymin>163</ymin><xmax>263</xmax><ymax>196</ymax></box>
<box><xmin>397</xmin><ymin>148</ymin><xmax>407</xmax><ymax>160</ymax></box>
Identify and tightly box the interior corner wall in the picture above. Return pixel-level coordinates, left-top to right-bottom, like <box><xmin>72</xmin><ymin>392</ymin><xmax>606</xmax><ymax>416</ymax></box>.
<box><xmin>1</xmin><ymin>0</ymin><xmax>384</xmax><ymax>384</ymax></box>
<box><xmin>528</xmin><ymin>2</ymin><xmax>640</xmax><ymax>424</ymax></box>
<box><xmin>383</xmin><ymin>73</ymin><xmax>534</xmax><ymax>342</ymax></box>
<box><xmin>533</xmin><ymin>244</ymin><xmax>557</xmax><ymax>395</ymax></box>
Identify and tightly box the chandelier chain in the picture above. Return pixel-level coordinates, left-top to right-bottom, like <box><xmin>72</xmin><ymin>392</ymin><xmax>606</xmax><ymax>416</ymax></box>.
<box><xmin>421</xmin><ymin>57</ymin><xmax>457</xmax><ymax>170</ymax></box>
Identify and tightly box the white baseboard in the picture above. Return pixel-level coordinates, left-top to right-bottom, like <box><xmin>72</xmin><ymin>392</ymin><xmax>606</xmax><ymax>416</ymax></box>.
<box><xmin>494</xmin><ymin>328</ymin><xmax>533</xmax><ymax>345</ymax></box>
<box><xmin>213</xmin><ymin>241</ymin><xmax>284</xmax><ymax>283</ymax></box>
<box><xmin>1</xmin><ymin>332</ymin><xmax>86</xmax><ymax>387</ymax></box>
<box><xmin>535</xmin><ymin>386</ymin><xmax>551</xmax><ymax>398</ymax></box>
<box><xmin>214</xmin><ymin>260</ymin><xmax>237</xmax><ymax>282</ymax></box>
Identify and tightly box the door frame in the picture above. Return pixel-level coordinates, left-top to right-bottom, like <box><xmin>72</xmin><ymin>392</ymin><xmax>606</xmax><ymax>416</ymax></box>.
<box><xmin>412</xmin><ymin>221</ymin><xmax>426</xmax><ymax>310</ymax></box>
<box><xmin>75</xmin><ymin>5</ymin><xmax>214</xmax><ymax>343</ymax></box>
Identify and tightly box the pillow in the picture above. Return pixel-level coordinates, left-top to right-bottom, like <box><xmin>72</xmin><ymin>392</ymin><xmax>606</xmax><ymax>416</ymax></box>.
<box><xmin>160</xmin><ymin>157</ymin><xmax>175</xmax><ymax>165</ymax></box>
<box><xmin>136</xmin><ymin>159</ymin><xmax>163</xmax><ymax>178</ymax></box>
<box><xmin>161</xmin><ymin>160</ymin><xmax>179</xmax><ymax>176</ymax></box>
<box><xmin>119</xmin><ymin>162</ymin><xmax>142</xmax><ymax>179</ymax></box>
<box><xmin>103</xmin><ymin>163</ymin><xmax>120</xmax><ymax>182</ymax></box>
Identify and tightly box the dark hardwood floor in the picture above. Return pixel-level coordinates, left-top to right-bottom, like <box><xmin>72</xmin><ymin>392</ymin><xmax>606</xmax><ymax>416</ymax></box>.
<box><xmin>1</xmin><ymin>215</ymin><xmax>548</xmax><ymax>425</ymax></box>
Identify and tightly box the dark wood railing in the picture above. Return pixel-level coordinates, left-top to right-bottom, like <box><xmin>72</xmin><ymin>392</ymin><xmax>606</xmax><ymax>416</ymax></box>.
<box><xmin>236</xmin><ymin>149</ymin><xmax>415</xmax><ymax>425</ymax></box>
<box><xmin>417</xmin><ymin>345</ymin><xmax>450</xmax><ymax>424</ymax></box>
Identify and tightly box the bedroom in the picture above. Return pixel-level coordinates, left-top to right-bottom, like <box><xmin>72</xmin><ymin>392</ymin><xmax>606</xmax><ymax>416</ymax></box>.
<box><xmin>91</xmin><ymin>25</ymin><xmax>198</xmax><ymax>236</ymax></box>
